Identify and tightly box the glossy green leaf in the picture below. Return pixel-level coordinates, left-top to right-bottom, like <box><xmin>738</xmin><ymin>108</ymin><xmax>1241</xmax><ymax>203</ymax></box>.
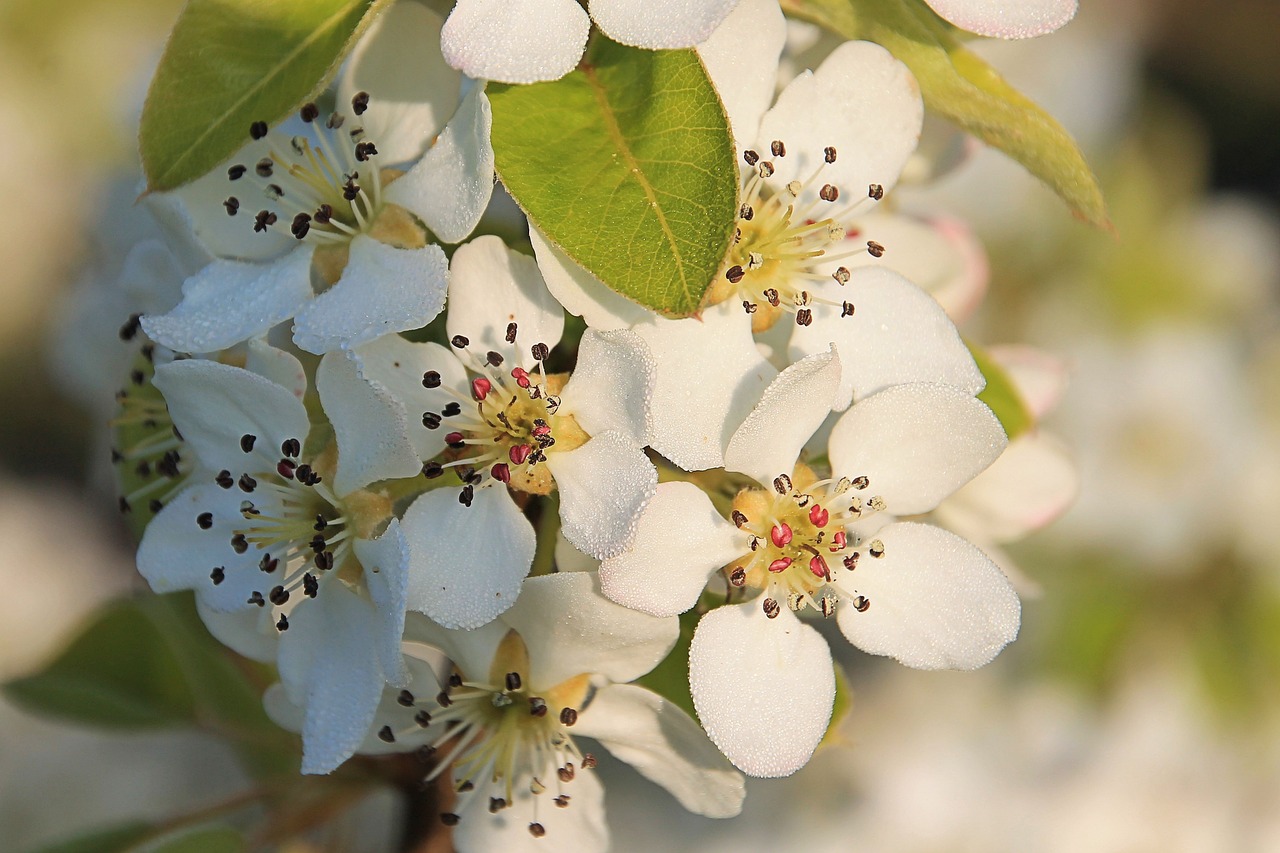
<box><xmin>781</xmin><ymin>0</ymin><xmax>1109</xmax><ymax>228</ymax></box>
<box><xmin>489</xmin><ymin>36</ymin><xmax>739</xmax><ymax>316</ymax></box>
<box><xmin>969</xmin><ymin>342</ymin><xmax>1034</xmax><ymax>439</ymax></box>
<box><xmin>141</xmin><ymin>0</ymin><xmax>387</xmax><ymax>191</ymax></box>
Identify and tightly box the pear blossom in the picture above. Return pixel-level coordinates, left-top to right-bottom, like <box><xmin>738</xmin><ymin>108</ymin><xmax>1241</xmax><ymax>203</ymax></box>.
<box><xmin>137</xmin><ymin>347</ymin><xmax>426</xmax><ymax>774</ymax></box>
<box><xmin>923</xmin><ymin>0</ymin><xmax>1077</xmax><ymax>39</ymax></box>
<box><xmin>600</xmin><ymin>349</ymin><xmax>1020</xmax><ymax>776</ymax></box>
<box><xmin>142</xmin><ymin>2</ymin><xmax>494</xmax><ymax>356</ymax></box>
<box><xmin>266</xmin><ymin>572</ymin><xmax>744</xmax><ymax>851</ymax></box>
<box><xmin>440</xmin><ymin>0</ymin><xmax>741</xmax><ymax>84</ymax></box>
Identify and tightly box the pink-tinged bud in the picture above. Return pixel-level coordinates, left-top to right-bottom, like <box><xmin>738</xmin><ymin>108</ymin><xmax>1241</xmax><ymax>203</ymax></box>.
<box><xmin>471</xmin><ymin>377</ymin><xmax>492</xmax><ymax>401</ymax></box>
<box><xmin>532</xmin><ymin>423</ymin><xmax>551</xmax><ymax>438</ymax></box>
<box><xmin>491</xmin><ymin>463</ymin><xmax>511</xmax><ymax>484</ymax></box>
<box><xmin>829</xmin><ymin>531</ymin><xmax>847</xmax><ymax>551</ymax></box>
<box><xmin>511</xmin><ymin>367</ymin><xmax>530</xmax><ymax>388</ymax></box>
<box><xmin>509</xmin><ymin>444</ymin><xmax>532</xmax><ymax>465</ymax></box>
<box><xmin>770</xmin><ymin>523</ymin><xmax>793</xmax><ymax>548</ymax></box>
<box><xmin>445</xmin><ymin>432</ymin><xmax>465</xmax><ymax>445</ymax></box>
<box><xmin>809</xmin><ymin>555</ymin><xmax>829</xmax><ymax>579</ymax></box>
<box><xmin>809</xmin><ymin>504</ymin><xmax>829</xmax><ymax>528</ymax></box>
<box><xmin>768</xmin><ymin>557</ymin><xmax>792</xmax><ymax>573</ymax></box>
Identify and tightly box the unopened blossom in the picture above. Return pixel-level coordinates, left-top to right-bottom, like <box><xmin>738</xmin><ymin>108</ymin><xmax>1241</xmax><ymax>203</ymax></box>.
<box><xmin>143</xmin><ymin>3</ymin><xmax>494</xmax><ymax>356</ymax></box>
<box><xmin>266</xmin><ymin>573</ymin><xmax>745</xmax><ymax>851</ymax></box>
<box><xmin>600</xmin><ymin>349</ymin><xmax>1019</xmax><ymax>775</ymax></box>
<box><xmin>440</xmin><ymin>0</ymin><xmax>740</xmax><ymax>84</ymax></box>
<box><xmin>137</xmin><ymin>346</ymin><xmax>426</xmax><ymax>774</ymax></box>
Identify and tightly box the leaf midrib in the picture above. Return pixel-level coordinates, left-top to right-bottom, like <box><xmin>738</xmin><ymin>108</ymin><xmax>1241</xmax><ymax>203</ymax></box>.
<box><xmin>581</xmin><ymin>63</ymin><xmax>694</xmax><ymax>311</ymax></box>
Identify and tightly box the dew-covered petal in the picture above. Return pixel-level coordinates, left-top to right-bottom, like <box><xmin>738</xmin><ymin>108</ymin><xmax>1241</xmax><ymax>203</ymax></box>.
<box><xmin>559</xmin><ymin>329</ymin><xmax>654</xmax><ymax>446</ymax></box>
<box><xmin>153</xmin><ymin>358</ymin><xmax>310</xmax><ymax>474</ymax></box>
<box><xmin>590</xmin><ymin>0</ymin><xmax>738</xmax><ymax>48</ymax></box>
<box><xmin>141</xmin><ymin>246</ymin><xmax>314</xmax><ymax>354</ymax></box>
<box><xmin>196</xmin><ymin>598</ymin><xmax>278</xmax><ymax>664</ymax></box>
<box><xmin>689</xmin><ymin>602</ymin><xmax>834</xmax><ymax>777</ymax></box>
<box><xmin>696</xmin><ymin>0</ymin><xmax>786</xmax><ymax>144</ymax></box>
<box><xmin>755</xmin><ymin>41</ymin><xmax>922</xmax><ymax>202</ymax></box>
<box><xmin>386</xmin><ymin>85</ymin><xmax>494</xmax><ymax>242</ymax></box>
<box><xmin>403</xmin><ymin>611</ymin><xmax>510</xmax><ymax>684</ymax></box>
<box><xmin>724</xmin><ymin>346</ymin><xmax>840</xmax><ymax>486</ymax></box>
<box><xmin>502</xmin><ymin>572</ymin><xmax>678</xmax><ymax>688</ymax></box>
<box><xmin>935</xmin><ymin>432</ymin><xmax>1078</xmax><ymax>543</ymax></box>
<box><xmin>354</xmin><ymin>519</ymin><xmax>411</xmax><ymax>687</ymax></box>
<box><xmin>546</xmin><ymin>431</ymin><xmax>657</xmax><ymax>560</ymax></box>
<box><xmin>833</xmin><ymin>521</ymin><xmax>1020</xmax><ymax>669</ymax></box>
<box><xmin>791</xmin><ymin>266</ymin><xmax>984</xmax><ymax>409</ymax></box>
<box><xmin>988</xmin><ymin>343</ymin><xmax>1069</xmax><ymax>419</ymax></box>
<box><xmin>316</xmin><ymin>350</ymin><xmax>422</xmax><ymax>497</ymax></box>
<box><xmin>634</xmin><ymin>299</ymin><xmax>777</xmax><ymax>471</ymax></box>
<box><xmin>245</xmin><ymin>337</ymin><xmax>307</xmax><ymax>401</ymax></box>
<box><xmin>441</xmin><ymin>0</ymin><xmax>591</xmax><ymax>84</ymax></box>
<box><xmin>352</xmin><ymin>335</ymin><xmax>469</xmax><ymax>462</ymax></box>
<box><xmin>829</xmin><ymin>383</ymin><xmax>1006</xmax><ymax>515</ymax></box>
<box><xmin>446</xmin><ymin>235</ymin><xmax>565</xmax><ymax>366</ymax></box>
<box><xmin>924</xmin><ymin>0</ymin><xmax>1077</xmax><ymax>39</ymax></box>
<box><xmin>529</xmin><ymin>227</ymin><xmax>654</xmax><ymax>331</ymax></box>
<box><xmin>574</xmin><ymin>683</ymin><xmax>744</xmax><ymax>818</ymax></box>
<box><xmin>599</xmin><ymin>482</ymin><xmax>744</xmax><ymax>617</ymax></box>
<box><xmin>292</xmin><ymin>237</ymin><xmax>448</xmax><ymax>355</ymax></box>
<box><xmin>453</xmin><ymin>765</ymin><xmax>608</xmax><ymax>853</ymax></box>
<box><xmin>337</xmin><ymin>2</ymin><xmax>460</xmax><ymax>164</ymax></box>
<box><xmin>401</xmin><ymin>487</ymin><xmax>534</xmax><ymax>629</ymax></box>
<box><xmin>277</xmin><ymin>582</ymin><xmax>386</xmax><ymax>775</ymax></box>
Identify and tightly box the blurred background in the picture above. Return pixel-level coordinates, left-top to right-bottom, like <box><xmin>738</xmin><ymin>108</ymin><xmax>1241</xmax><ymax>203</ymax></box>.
<box><xmin>2</xmin><ymin>0</ymin><xmax>1278</xmax><ymax>850</ymax></box>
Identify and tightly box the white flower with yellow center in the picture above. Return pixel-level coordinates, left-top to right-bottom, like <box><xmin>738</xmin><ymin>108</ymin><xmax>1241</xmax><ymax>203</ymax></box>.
<box><xmin>142</xmin><ymin>3</ymin><xmax>494</xmax><ymax>356</ymax></box>
<box><xmin>266</xmin><ymin>572</ymin><xmax>745</xmax><ymax>851</ymax></box>
<box><xmin>440</xmin><ymin>0</ymin><xmax>741</xmax><ymax>84</ymax></box>
<box><xmin>599</xmin><ymin>348</ymin><xmax>1021</xmax><ymax>776</ymax></box>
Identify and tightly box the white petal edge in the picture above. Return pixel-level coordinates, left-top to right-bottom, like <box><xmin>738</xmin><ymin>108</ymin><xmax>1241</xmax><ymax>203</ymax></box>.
<box><xmin>453</xmin><ymin>766</ymin><xmax>608</xmax><ymax>853</ymax></box>
<box><xmin>245</xmin><ymin>337</ymin><xmax>307</xmax><ymax>401</ymax></box>
<box><xmin>354</xmin><ymin>519</ymin><xmax>411</xmax><ymax>687</ymax></box>
<box><xmin>559</xmin><ymin>329</ymin><xmax>654</xmax><ymax>446</ymax></box>
<box><xmin>546</xmin><ymin>431</ymin><xmax>657</xmax><ymax>560</ymax></box>
<box><xmin>440</xmin><ymin>0</ymin><xmax>590</xmax><ymax>84</ymax></box>
<box><xmin>529</xmin><ymin>227</ymin><xmax>654</xmax><ymax>331</ymax></box>
<box><xmin>697</xmin><ymin>0</ymin><xmax>786</xmax><ymax>145</ymax></box>
<box><xmin>590</xmin><ymin>0</ymin><xmax>739</xmax><ymax>48</ymax></box>
<box><xmin>924</xmin><ymin>0</ymin><xmax>1077</xmax><ymax>39</ymax></box>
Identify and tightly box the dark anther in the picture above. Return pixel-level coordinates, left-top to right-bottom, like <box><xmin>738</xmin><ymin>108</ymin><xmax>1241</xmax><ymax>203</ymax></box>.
<box><xmin>531</xmin><ymin>342</ymin><xmax>550</xmax><ymax>361</ymax></box>
<box><xmin>269</xmin><ymin>585</ymin><xmax>289</xmax><ymax>605</ymax></box>
<box><xmin>774</xmin><ymin>474</ymin><xmax>792</xmax><ymax>494</ymax></box>
<box><xmin>743</xmin><ymin>149</ymin><xmax>760</xmax><ymax>166</ymax></box>
<box><xmin>196</xmin><ymin>512</ymin><xmax>214</xmax><ymax>530</ymax></box>
<box><xmin>486</xmin><ymin>350</ymin><xmax>504</xmax><ymax>367</ymax></box>
<box><xmin>725</xmin><ymin>265</ymin><xmax>745</xmax><ymax>284</ymax></box>
<box><xmin>820</xmin><ymin>184</ymin><xmax>839</xmax><ymax>202</ymax></box>
<box><xmin>451</xmin><ymin>334</ymin><xmax>469</xmax><ymax>349</ymax></box>
<box><xmin>351</xmin><ymin>91</ymin><xmax>370</xmax><ymax>115</ymax></box>
<box><xmin>529</xmin><ymin>696</ymin><xmax>547</xmax><ymax>717</ymax></box>
<box><xmin>423</xmin><ymin>412</ymin><xmax>442</xmax><ymax>429</ymax></box>
<box><xmin>557</xmin><ymin>764</ymin><xmax>575</xmax><ymax>782</ymax></box>
<box><xmin>228</xmin><ymin>164</ymin><xmax>247</xmax><ymax>180</ymax></box>
<box><xmin>528</xmin><ymin>824</ymin><xmax>546</xmax><ymax>838</ymax></box>
<box><xmin>223</xmin><ymin>197</ymin><xmax>240</xmax><ymax>216</ymax></box>
<box><xmin>423</xmin><ymin>461</ymin><xmax>444</xmax><ymax>479</ymax></box>
<box><xmin>489</xmin><ymin>798</ymin><xmax>507</xmax><ymax>814</ymax></box>
<box><xmin>299</xmin><ymin>102</ymin><xmax>319</xmax><ymax>123</ymax></box>
<box><xmin>327</xmin><ymin>112</ymin><xmax>345</xmax><ymax>130</ymax></box>
<box><xmin>149</xmin><ymin>499</ymin><xmax>164</xmax><ymax>513</ymax></box>
<box><xmin>215</xmin><ymin>470</ymin><xmax>234</xmax><ymax>489</ymax></box>
<box><xmin>743</xmin><ymin>301</ymin><xmax>757</xmax><ymax>314</ymax></box>
<box><xmin>436</xmin><ymin>691</ymin><xmax>453</xmax><ymax>708</ymax></box>
<box><xmin>841</xmin><ymin>301</ymin><xmax>855</xmax><ymax>317</ymax></box>
<box><xmin>554</xmin><ymin>795</ymin><xmax>570</xmax><ymax>808</ymax></box>
<box><xmin>342</xmin><ymin>177</ymin><xmax>360</xmax><ymax>201</ymax></box>
<box><xmin>459</xmin><ymin>485</ymin><xmax>475</xmax><ymax>507</ymax></box>
<box><xmin>867</xmin><ymin>241</ymin><xmax>885</xmax><ymax>258</ymax></box>
<box><xmin>763</xmin><ymin>597</ymin><xmax>781</xmax><ymax>619</ymax></box>
<box><xmin>505</xmin><ymin>672</ymin><xmax>522</xmax><ymax>691</ymax></box>
<box><xmin>247</xmin><ymin>590</ymin><xmax>265</xmax><ymax>607</ymax></box>
<box><xmin>582</xmin><ymin>754</ymin><xmax>598</xmax><ymax>769</ymax></box>
<box><xmin>764</xmin><ymin>288</ymin><xmax>780</xmax><ymax>307</ymax></box>
<box><xmin>118</xmin><ymin>313</ymin><xmax>142</xmax><ymax>341</ymax></box>
<box><xmin>559</xmin><ymin>707</ymin><xmax>578</xmax><ymax>726</ymax></box>
<box><xmin>231</xmin><ymin>533</ymin><xmax>249</xmax><ymax>554</ymax></box>
<box><xmin>505</xmin><ymin>321</ymin><xmax>518</xmax><ymax>343</ymax></box>
<box><xmin>397</xmin><ymin>689</ymin><xmax>415</xmax><ymax>707</ymax></box>
<box><xmin>851</xmin><ymin>475</ymin><xmax>869</xmax><ymax>490</ymax></box>
<box><xmin>135</xmin><ymin>461</ymin><xmax>152</xmax><ymax>479</ymax></box>
<box><xmin>314</xmin><ymin>550</ymin><xmax>334</xmax><ymax>571</ymax></box>
<box><xmin>448</xmin><ymin>674</ymin><xmax>462</xmax><ymax>688</ymax></box>
<box><xmin>853</xmin><ymin>595</ymin><xmax>871</xmax><ymax>612</ymax></box>
<box><xmin>254</xmin><ymin>157</ymin><xmax>273</xmax><ymax>178</ymax></box>
<box><xmin>355</xmin><ymin>141</ymin><xmax>378</xmax><ymax>162</ymax></box>
<box><xmin>238</xmin><ymin>473</ymin><xmax>257</xmax><ymax>492</ymax></box>
<box><xmin>290</xmin><ymin>213</ymin><xmax>311</xmax><ymax>239</ymax></box>
<box><xmin>731</xmin><ymin>510</ymin><xmax>748</xmax><ymax>527</ymax></box>
<box><xmin>210</xmin><ymin>567</ymin><xmax>225</xmax><ymax>585</ymax></box>
<box><xmin>303</xmin><ymin>573</ymin><xmax>319</xmax><ymax>598</ymax></box>
<box><xmin>422</xmin><ymin>370</ymin><xmax>442</xmax><ymax>388</ymax></box>
<box><xmin>281</xmin><ymin>438</ymin><xmax>301</xmax><ymax>458</ymax></box>
<box><xmin>795</xmin><ymin>308</ymin><xmax>813</xmax><ymax>327</ymax></box>
<box><xmin>313</xmin><ymin>204</ymin><xmax>333</xmax><ymax>224</ymax></box>
<box><xmin>252</xmin><ymin>210</ymin><xmax>277</xmax><ymax>233</ymax></box>
<box><xmin>770</xmin><ymin>140</ymin><xmax>786</xmax><ymax>157</ymax></box>
<box><xmin>739</xmin><ymin>203</ymin><xmax>754</xmax><ymax>221</ymax></box>
<box><xmin>249</xmin><ymin>120</ymin><xmax>268</xmax><ymax>140</ymax></box>
<box><xmin>868</xmin><ymin>183</ymin><xmax>885</xmax><ymax>201</ymax></box>
<box><xmin>276</xmin><ymin>613</ymin><xmax>290</xmax><ymax>632</ymax></box>
<box><xmin>377</xmin><ymin>726</ymin><xmax>395</xmax><ymax>743</ymax></box>
<box><xmin>843</xmin><ymin>552</ymin><xmax>860</xmax><ymax>570</ymax></box>
<box><xmin>729</xmin><ymin>567</ymin><xmax>747</xmax><ymax>587</ymax></box>
<box><xmin>414</xmin><ymin>709</ymin><xmax>432</xmax><ymax>727</ymax></box>
<box><xmin>824</xmin><ymin>146</ymin><xmax>838</xmax><ymax>163</ymax></box>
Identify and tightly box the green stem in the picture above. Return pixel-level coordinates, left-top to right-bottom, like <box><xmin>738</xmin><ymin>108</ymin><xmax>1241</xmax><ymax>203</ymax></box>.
<box><xmin>529</xmin><ymin>492</ymin><xmax>561</xmax><ymax>576</ymax></box>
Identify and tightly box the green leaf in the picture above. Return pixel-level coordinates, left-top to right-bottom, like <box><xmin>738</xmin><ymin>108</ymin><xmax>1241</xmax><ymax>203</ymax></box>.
<box><xmin>30</xmin><ymin>824</ymin><xmax>247</xmax><ymax>853</ymax></box>
<box><xmin>781</xmin><ymin>0</ymin><xmax>1108</xmax><ymax>228</ymax></box>
<box><xmin>140</xmin><ymin>826</ymin><xmax>246</xmax><ymax>853</ymax></box>
<box><xmin>969</xmin><ymin>342</ymin><xmax>1033</xmax><ymax>439</ymax></box>
<box><xmin>489</xmin><ymin>36</ymin><xmax>739</xmax><ymax>316</ymax></box>
<box><xmin>141</xmin><ymin>0</ymin><xmax>387</xmax><ymax>191</ymax></box>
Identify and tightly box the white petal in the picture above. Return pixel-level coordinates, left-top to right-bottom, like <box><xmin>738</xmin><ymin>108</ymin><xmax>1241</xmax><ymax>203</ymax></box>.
<box><xmin>834</xmin><ymin>522</ymin><xmax>1020</xmax><ymax>669</ymax></box>
<box><xmin>689</xmin><ymin>603</ymin><xmax>834</xmax><ymax>777</ymax></box>
<box><xmin>599</xmin><ymin>482</ymin><xmax>744</xmax><ymax>617</ymax></box>
<box><xmin>988</xmin><ymin>343</ymin><xmax>1069</xmax><ymax>419</ymax></box>
<box><xmin>935</xmin><ymin>432</ymin><xmax>1078</xmax><ymax>542</ymax></box>
<box><xmin>141</xmin><ymin>247</ymin><xmax>314</xmax><ymax>354</ymax></box>
<box><xmin>590</xmin><ymin>0</ymin><xmax>738</xmax><ymax>48</ymax></box>
<box><xmin>153</xmin><ymin>358</ymin><xmax>310</xmax><ymax>473</ymax></box>
<box><xmin>337</xmin><ymin>2</ymin><xmax>460</xmax><ymax>164</ymax></box>
<box><xmin>501</xmin><ymin>572</ymin><xmax>678</xmax><ymax>688</ymax></box>
<box><xmin>354</xmin><ymin>519</ymin><xmax>411</xmax><ymax>687</ymax></box>
<box><xmin>454</xmin><ymin>767</ymin><xmax>608</xmax><ymax>853</ymax></box>
<box><xmin>559</xmin><ymin>329</ymin><xmax>654</xmax><ymax>446</ymax></box>
<box><xmin>245</xmin><ymin>337</ymin><xmax>307</xmax><ymax>401</ymax></box>
<box><xmin>574</xmin><ymin>683</ymin><xmax>744</xmax><ymax>817</ymax></box>
<box><xmin>529</xmin><ymin>227</ymin><xmax>654</xmax><ymax>331</ymax></box>
<box><xmin>441</xmin><ymin>0</ymin><xmax>590</xmax><ymax>84</ymax></box>
<box><xmin>446</xmin><ymin>235</ymin><xmax>564</xmax><ymax>366</ymax></box>
<box><xmin>724</xmin><ymin>346</ymin><xmax>840</xmax><ymax>485</ymax></box>
<box><xmin>546</xmin><ymin>432</ymin><xmax>656</xmax><ymax>559</ymax></box>
<box><xmin>790</xmin><ymin>266</ymin><xmax>984</xmax><ymax>409</ymax></box>
<box><xmin>924</xmin><ymin>0</ymin><xmax>1077</xmax><ymax>38</ymax></box>
<box><xmin>696</xmin><ymin>0</ymin><xmax>786</xmax><ymax>144</ymax></box>
<box><xmin>292</xmin><ymin>237</ymin><xmax>448</xmax><ymax>355</ymax></box>
<box><xmin>755</xmin><ymin>41</ymin><xmax>922</xmax><ymax>200</ymax></box>
<box><xmin>277</xmin><ymin>583</ymin><xmax>386</xmax><ymax>774</ymax></box>
<box><xmin>828</xmin><ymin>383</ymin><xmax>1007</xmax><ymax>515</ymax></box>
<box><xmin>634</xmin><ymin>299</ymin><xmax>777</xmax><ymax>470</ymax></box>
<box><xmin>386</xmin><ymin>86</ymin><xmax>494</xmax><ymax>242</ymax></box>
<box><xmin>401</xmin><ymin>486</ymin><xmax>534</xmax><ymax>629</ymax></box>
<box><xmin>403</xmin><ymin>611</ymin><xmax>510</xmax><ymax>683</ymax></box>
<box><xmin>351</xmin><ymin>335</ymin><xmax>470</xmax><ymax>462</ymax></box>
<box><xmin>316</xmin><ymin>350</ymin><xmax>422</xmax><ymax>497</ymax></box>
<box><xmin>196</xmin><ymin>598</ymin><xmax>278</xmax><ymax>663</ymax></box>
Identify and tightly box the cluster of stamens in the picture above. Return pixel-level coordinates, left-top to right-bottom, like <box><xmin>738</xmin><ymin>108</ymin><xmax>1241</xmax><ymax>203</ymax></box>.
<box><xmin>201</xmin><ymin>433</ymin><xmax>348</xmax><ymax>632</ymax></box>
<box><xmin>421</xmin><ymin>324</ymin><xmax>575</xmax><ymax>505</ymax></box>
<box><xmin>222</xmin><ymin>94</ymin><xmax>384</xmax><ymax>245</ymax></box>
<box><xmin>719</xmin><ymin>140</ymin><xmax>888</xmax><ymax>330</ymax></box>
<box><xmin>379</xmin><ymin>665</ymin><xmax>593</xmax><ymax>839</ymax></box>
<box><xmin>728</xmin><ymin>471</ymin><xmax>889</xmax><ymax>618</ymax></box>
<box><xmin>112</xmin><ymin>328</ymin><xmax>187</xmax><ymax>520</ymax></box>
